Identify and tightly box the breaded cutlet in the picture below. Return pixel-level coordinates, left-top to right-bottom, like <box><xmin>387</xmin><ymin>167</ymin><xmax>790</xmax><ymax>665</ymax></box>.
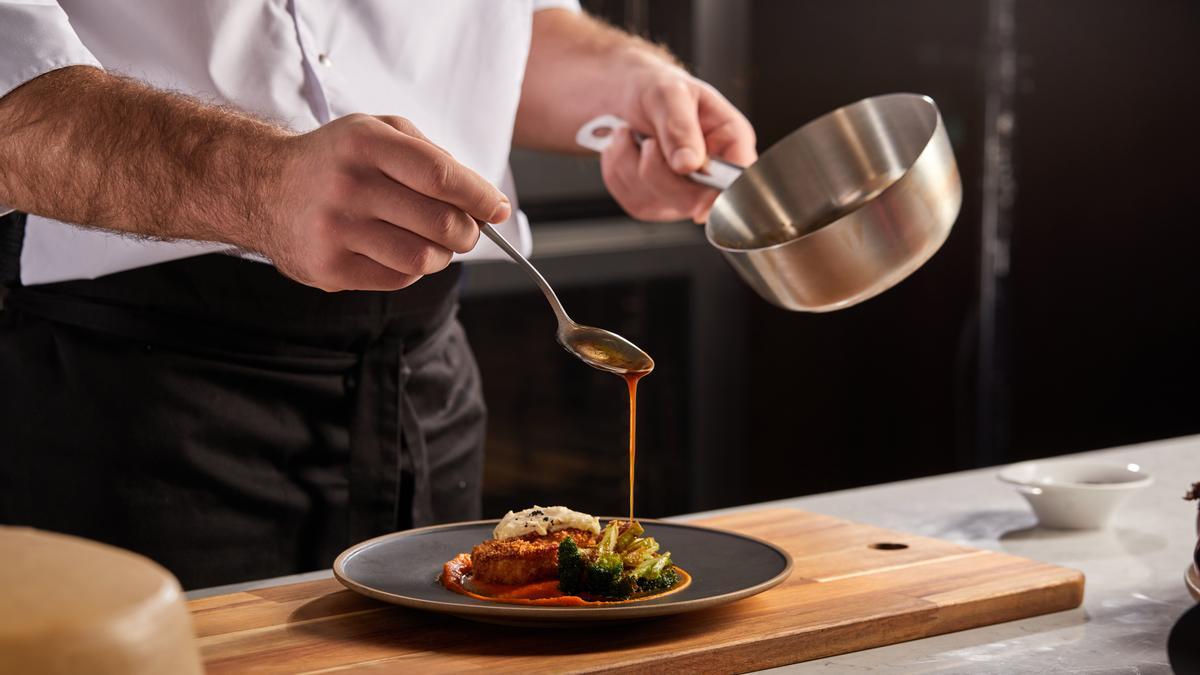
<box><xmin>470</xmin><ymin>529</ymin><xmax>597</xmax><ymax>585</ymax></box>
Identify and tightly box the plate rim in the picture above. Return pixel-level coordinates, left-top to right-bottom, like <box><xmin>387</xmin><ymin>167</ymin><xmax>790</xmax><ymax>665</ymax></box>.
<box><xmin>332</xmin><ymin>517</ymin><xmax>794</xmax><ymax>620</ymax></box>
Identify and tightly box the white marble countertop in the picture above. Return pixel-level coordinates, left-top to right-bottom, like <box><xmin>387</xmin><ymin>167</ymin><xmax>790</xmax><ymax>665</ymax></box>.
<box><xmin>679</xmin><ymin>434</ymin><xmax>1198</xmax><ymax>674</ymax></box>
<box><xmin>189</xmin><ymin>434</ymin><xmax>1200</xmax><ymax>673</ymax></box>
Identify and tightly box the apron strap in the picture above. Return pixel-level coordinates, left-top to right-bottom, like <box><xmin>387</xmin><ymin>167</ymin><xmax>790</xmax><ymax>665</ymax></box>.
<box><xmin>397</xmin><ymin>307</ymin><xmax>460</xmax><ymax>528</ymax></box>
<box><xmin>348</xmin><ymin>305</ymin><xmax>459</xmax><ymax>539</ymax></box>
<box><xmin>397</xmin><ymin>359</ymin><xmax>434</xmax><ymax>526</ymax></box>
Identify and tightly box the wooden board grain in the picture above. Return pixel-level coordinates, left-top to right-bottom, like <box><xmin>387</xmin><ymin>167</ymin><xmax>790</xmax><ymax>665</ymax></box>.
<box><xmin>188</xmin><ymin>509</ymin><xmax>1084</xmax><ymax>674</ymax></box>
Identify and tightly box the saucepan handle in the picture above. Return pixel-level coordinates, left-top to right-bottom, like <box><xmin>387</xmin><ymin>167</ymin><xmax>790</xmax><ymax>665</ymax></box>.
<box><xmin>574</xmin><ymin>114</ymin><xmax>743</xmax><ymax>192</ymax></box>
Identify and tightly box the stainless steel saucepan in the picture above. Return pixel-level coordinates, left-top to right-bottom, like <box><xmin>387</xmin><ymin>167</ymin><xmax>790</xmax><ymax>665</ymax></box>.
<box><xmin>575</xmin><ymin>93</ymin><xmax>962</xmax><ymax>312</ymax></box>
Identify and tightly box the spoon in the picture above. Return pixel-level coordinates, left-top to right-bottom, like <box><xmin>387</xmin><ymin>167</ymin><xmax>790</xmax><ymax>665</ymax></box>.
<box><xmin>476</xmin><ymin>221</ymin><xmax>654</xmax><ymax>375</ymax></box>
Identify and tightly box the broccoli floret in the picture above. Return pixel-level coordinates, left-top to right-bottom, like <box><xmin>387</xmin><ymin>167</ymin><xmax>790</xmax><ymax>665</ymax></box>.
<box><xmin>557</xmin><ymin>537</ymin><xmax>586</xmax><ymax>595</ymax></box>
<box><xmin>558</xmin><ymin>540</ymin><xmax>636</xmax><ymax>599</ymax></box>
<box><xmin>636</xmin><ymin>567</ymin><xmax>680</xmax><ymax>593</ymax></box>
<box><xmin>559</xmin><ymin>524</ymin><xmax>679</xmax><ymax>601</ymax></box>
<box><xmin>586</xmin><ymin>551</ymin><xmax>629</xmax><ymax>598</ymax></box>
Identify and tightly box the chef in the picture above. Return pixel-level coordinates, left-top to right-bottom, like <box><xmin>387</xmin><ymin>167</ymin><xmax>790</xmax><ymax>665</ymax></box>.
<box><xmin>0</xmin><ymin>1</ymin><xmax>755</xmax><ymax>588</ymax></box>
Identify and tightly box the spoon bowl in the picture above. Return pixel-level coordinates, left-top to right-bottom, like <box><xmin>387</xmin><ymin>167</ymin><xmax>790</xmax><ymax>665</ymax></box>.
<box><xmin>558</xmin><ymin>323</ymin><xmax>654</xmax><ymax>375</ymax></box>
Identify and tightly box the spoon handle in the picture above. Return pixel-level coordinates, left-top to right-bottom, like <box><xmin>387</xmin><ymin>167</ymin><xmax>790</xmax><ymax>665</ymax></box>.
<box><xmin>477</xmin><ymin>220</ymin><xmax>571</xmax><ymax>325</ymax></box>
<box><xmin>574</xmin><ymin>114</ymin><xmax>744</xmax><ymax>192</ymax></box>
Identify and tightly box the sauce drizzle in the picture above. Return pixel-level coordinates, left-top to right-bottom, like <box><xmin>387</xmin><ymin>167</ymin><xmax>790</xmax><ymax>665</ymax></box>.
<box><xmin>624</xmin><ymin>371</ymin><xmax>647</xmax><ymax>522</ymax></box>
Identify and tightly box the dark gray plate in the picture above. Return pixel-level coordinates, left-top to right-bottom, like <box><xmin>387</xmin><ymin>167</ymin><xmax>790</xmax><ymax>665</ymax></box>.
<box><xmin>333</xmin><ymin>518</ymin><xmax>792</xmax><ymax>624</ymax></box>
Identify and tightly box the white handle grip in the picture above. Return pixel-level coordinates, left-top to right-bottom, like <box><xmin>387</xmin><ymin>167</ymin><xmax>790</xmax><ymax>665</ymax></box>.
<box><xmin>574</xmin><ymin>114</ymin><xmax>630</xmax><ymax>154</ymax></box>
<box><xmin>574</xmin><ymin>114</ymin><xmax>744</xmax><ymax>192</ymax></box>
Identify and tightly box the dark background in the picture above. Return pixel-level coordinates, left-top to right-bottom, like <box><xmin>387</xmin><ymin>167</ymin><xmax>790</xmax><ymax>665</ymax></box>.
<box><xmin>460</xmin><ymin>0</ymin><xmax>1200</xmax><ymax>519</ymax></box>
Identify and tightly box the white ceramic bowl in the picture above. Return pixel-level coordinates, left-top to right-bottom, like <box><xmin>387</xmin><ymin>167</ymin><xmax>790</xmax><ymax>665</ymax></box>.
<box><xmin>997</xmin><ymin>461</ymin><xmax>1153</xmax><ymax>529</ymax></box>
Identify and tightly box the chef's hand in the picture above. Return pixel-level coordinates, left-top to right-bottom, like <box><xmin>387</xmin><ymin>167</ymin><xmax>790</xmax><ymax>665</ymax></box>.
<box><xmin>600</xmin><ymin>68</ymin><xmax>757</xmax><ymax>224</ymax></box>
<box><xmin>268</xmin><ymin>114</ymin><xmax>510</xmax><ymax>292</ymax></box>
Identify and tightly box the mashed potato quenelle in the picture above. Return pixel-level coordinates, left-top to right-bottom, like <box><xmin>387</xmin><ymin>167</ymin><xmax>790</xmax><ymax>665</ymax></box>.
<box><xmin>492</xmin><ymin>506</ymin><xmax>601</xmax><ymax>540</ymax></box>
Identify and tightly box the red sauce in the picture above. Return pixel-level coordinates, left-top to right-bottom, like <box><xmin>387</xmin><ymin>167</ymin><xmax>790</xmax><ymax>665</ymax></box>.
<box><xmin>440</xmin><ymin>553</ymin><xmax>690</xmax><ymax>606</ymax></box>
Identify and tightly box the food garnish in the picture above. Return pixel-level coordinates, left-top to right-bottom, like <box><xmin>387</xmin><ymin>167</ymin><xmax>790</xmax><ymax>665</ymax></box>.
<box><xmin>557</xmin><ymin>520</ymin><xmax>679</xmax><ymax>599</ymax></box>
<box><xmin>492</xmin><ymin>505</ymin><xmax>600</xmax><ymax>540</ymax></box>
<box><xmin>440</xmin><ymin>506</ymin><xmax>687</xmax><ymax>605</ymax></box>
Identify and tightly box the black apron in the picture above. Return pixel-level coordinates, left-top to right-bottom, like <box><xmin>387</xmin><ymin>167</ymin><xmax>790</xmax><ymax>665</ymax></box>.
<box><xmin>0</xmin><ymin>251</ymin><xmax>486</xmax><ymax>590</ymax></box>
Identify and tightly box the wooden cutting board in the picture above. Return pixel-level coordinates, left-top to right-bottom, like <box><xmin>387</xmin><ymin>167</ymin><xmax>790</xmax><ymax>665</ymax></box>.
<box><xmin>188</xmin><ymin>508</ymin><xmax>1084</xmax><ymax>673</ymax></box>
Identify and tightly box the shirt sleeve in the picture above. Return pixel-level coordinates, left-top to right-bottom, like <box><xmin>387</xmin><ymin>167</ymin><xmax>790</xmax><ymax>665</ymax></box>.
<box><xmin>0</xmin><ymin>1</ymin><xmax>102</xmax><ymax>100</ymax></box>
<box><xmin>0</xmin><ymin>1</ymin><xmax>102</xmax><ymax>215</ymax></box>
<box><xmin>532</xmin><ymin>0</ymin><xmax>581</xmax><ymax>12</ymax></box>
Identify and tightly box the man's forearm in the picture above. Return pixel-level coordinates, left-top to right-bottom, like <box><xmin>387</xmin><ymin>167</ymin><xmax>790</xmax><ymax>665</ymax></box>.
<box><xmin>0</xmin><ymin>65</ymin><xmax>511</xmax><ymax>293</ymax></box>
<box><xmin>515</xmin><ymin>9</ymin><xmax>682</xmax><ymax>153</ymax></box>
<box><xmin>0</xmin><ymin>66</ymin><xmax>286</xmax><ymax>250</ymax></box>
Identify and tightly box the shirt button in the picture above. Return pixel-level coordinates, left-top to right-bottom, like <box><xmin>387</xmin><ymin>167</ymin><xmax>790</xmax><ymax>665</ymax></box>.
<box><xmin>318</xmin><ymin>53</ymin><xmax>332</xmax><ymax>67</ymax></box>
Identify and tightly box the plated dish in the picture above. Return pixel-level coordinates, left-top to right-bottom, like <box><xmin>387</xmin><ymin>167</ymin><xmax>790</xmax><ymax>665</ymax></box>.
<box><xmin>333</xmin><ymin>512</ymin><xmax>792</xmax><ymax>625</ymax></box>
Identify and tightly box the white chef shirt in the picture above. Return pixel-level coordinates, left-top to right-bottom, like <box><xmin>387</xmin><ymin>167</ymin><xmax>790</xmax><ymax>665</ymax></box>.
<box><xmin>0</xmin><ymin>0</ymin><xmax>579</xmax><ymax>286</ymax></box>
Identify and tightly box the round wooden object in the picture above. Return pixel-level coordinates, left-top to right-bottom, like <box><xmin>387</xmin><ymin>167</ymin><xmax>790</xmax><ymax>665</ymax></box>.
<box><xmin>0</xmin><ymin>527</ymin><xmax>201</xmax><ymax>675</ymax></box>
